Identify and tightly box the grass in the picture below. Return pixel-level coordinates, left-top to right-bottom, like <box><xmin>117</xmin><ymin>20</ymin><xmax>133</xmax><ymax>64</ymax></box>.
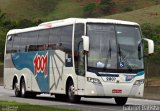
<box><xmin>0</xmin><ymin>0</ymin><xmax>84</xmax><ymax>21</ymax></box>
<box><xmin>113</xmin><ymin>0</ymin><xmax>159</xmax><ymax>12</ymax></box>
<box><xmin>44</xmin><ymin>0</ymin><xmax>84</xmax><ymax>21</ymax></box>
<box><xmin>0</xmin><ymin>0</ymin><xmax>58</xmax><ymax>21</ymax></box>
<box><xmin>0</xmin><ymin>101</ymin><xmax>77</xmax><ymax>111</ymax></box>
<box><xmin>0</xmin><ymin>0</ymin><xmax>159</xmax><ymax>21</ymax></box>
<box><xmin>103</xmin><ymin>4</ymin><xmax>160</xmax><ymax>25</ymax></box>
<box><xmin>0</xmin><ymin>62</ymin><xmax>3</xmax><ymax>65</ymax></box>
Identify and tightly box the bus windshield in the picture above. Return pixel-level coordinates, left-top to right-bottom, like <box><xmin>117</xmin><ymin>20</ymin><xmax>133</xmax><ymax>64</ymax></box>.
<box><xmin>87</xmin><ymin>23</ymin><xmax>144</xmax><ymax>73</ymax></box>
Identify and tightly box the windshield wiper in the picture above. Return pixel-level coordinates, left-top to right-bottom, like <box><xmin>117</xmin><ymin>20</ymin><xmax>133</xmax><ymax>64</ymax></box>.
<box><xmin>103</xmin><ymin>40</ymin><xmax>112</xmax><ymax>69</ymax></box>
<box><xmin>117</xmin><ymin>44</ymin><xmax>132</xmax><ymax>71</ymax></box>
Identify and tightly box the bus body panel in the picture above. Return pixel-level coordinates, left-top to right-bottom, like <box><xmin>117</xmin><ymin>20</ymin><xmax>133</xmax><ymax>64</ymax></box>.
<box><xmin>49</xmin><ymin>50</ymin><xmax>65</xmax><ymax>94</ymax></box>
<box><xmin>4</xmin><ymin>49</ymin><xmax>78</xmax><ymax>94</ymax></box>
<box><xmin>4</xmin><ymin>54</ymin><xmax>14</xmax><ymax>89</ymax></box>
<box><xmin>49</xmin><ymin>50</ymin><xmax>77</xmax><ymax>94</ymax></box>
<box><xmin>84</xmin><ymin>71</ymin><xmax>144</xmax><ymax>97</ymax></box>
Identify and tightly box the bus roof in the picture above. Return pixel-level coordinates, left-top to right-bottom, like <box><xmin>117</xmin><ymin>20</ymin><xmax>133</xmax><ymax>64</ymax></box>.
<box><xmin>7</xmin><ymin>18</ymin><xmax>139</xmax><ymax>36</ymax></box>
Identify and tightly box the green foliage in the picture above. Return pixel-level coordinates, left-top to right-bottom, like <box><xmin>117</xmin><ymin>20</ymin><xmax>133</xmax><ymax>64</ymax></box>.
<box><xmin>99</xmin><ymin>0</ymin><xmax>115</xmax><ymax>14</ymax></box>
<box><xmin>0</xmin><ymin>0</ymin><xmax>158</xmax><ymax>20</ymax></box>
<box><xmin>45</xmin><ymin>0</ymin><xmax>83</xmax><ymax>21</ymax></box>
<box><xmin>0</xmin><ymin>10</ymin><xmax>8</xmax><ymax>62</ymax></box>
<box><xmin>122</xmin><ymin>7</ymin><xmax>133</xmax><ymax>12</ymax></box>
<box><xmin>0</xmin><ymin>10</ymin><xmax>42</xmax><ymax>62</ymax></box>
<box><xmin>17</xmin><ymin>19</ymin><xmax>43</xmax><ymax>28</ymax></box>
<box><xmin>141</xmin><ymin>23</ymin><xmax>154</xmax><ymax>39</ymax></box>
<box><xmin>83</xmin><ymin>3</ymin><xmax>97</xmax><ymax>17</ymax></box>
<box><xmin>0</xmin><ymin>10</ymin><xmax>6</xmax><ymax>26</ymax></box>
<box><xmin>0</xmin><ymin>28</ymin><xmax>7</xmax><ymax>61</ymax></box>
<box><xmin>105</xmin><ymin>5</ymin><xmax>160</xmax><ymax>25</ymax></box>
<box><xmin>141</xmin><ymin>23</ymin><xmax>160</xmax><ymax>63</ymax></box>
<box><xmin>83</xmin><ymin>0</ymin><xmax>115</xmax><ymax>17</ymax></box>
<box><xmin>0</xmin><ymin>0</ymin><xmax>58</xmax><ymax>20</ymax></box>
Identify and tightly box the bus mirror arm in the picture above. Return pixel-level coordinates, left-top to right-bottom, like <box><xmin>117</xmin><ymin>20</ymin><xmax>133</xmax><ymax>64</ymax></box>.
<box><xmin>143</xmin><ymin>38</ymin><xmax>154</xmax><ymax>55</ymax></box>
<box><xmin>82</xmin><ymin>36</ymin><xmax>89</xmax><ymax>52</ymax></box>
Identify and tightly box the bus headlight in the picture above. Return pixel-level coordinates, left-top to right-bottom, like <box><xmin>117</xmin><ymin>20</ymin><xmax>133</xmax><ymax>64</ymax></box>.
<box><xmin>133</xmin><ymin>79</ymin><xmax>144</xmax><ymax>86</ymax></box>
<box><xmin>87</xmin><ymin>77</ymin><xmax>102</xmax><ymax>85</ymax></box>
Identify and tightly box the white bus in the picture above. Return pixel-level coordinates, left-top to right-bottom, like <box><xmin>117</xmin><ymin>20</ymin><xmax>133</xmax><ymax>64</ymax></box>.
<box><xmin>4</xmin><ymin>18</ymin><xmax>154</xmax><ymax>105</ymax></box>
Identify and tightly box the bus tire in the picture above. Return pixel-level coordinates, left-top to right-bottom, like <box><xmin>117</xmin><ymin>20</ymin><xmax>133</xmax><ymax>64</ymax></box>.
<box><xmin>20</xmin><ymin>79</ymin><xmax>27</xmax><ymax>98</ymax></box>
<box><xmin>114</xmin><ymin>97</ymin><xmax>128</xmax><ymax>106</ymax></box>
<box><xmin>67</xmin><ymin>81</ymin><xmax>80</xmax><ymax>103</ymax></box>
<box><xmin>14</xmin><ymin>82</ymin><xmax>21</xmax><ymax>97</ymax></box>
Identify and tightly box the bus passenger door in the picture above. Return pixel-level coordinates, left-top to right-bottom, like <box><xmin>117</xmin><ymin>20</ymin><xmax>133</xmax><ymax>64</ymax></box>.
<box><xmin>76</xmin><ymin>42</ymin><xmax>85</xmax><ymax>95</ymax></box>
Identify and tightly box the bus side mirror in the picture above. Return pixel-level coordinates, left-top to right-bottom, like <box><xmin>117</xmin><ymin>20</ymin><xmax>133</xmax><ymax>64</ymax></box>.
<box><xmin>82</xmin><ymin>36</ymin><xmax>89</xmax><ymax>52</ymax></box>
<box><xmin>143</xmin><ymin>38</ymin><xmax>154</xmax><ymax>55</ymax></box>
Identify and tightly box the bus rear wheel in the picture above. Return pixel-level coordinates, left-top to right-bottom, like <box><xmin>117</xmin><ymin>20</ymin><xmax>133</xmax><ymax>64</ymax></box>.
<box><xmin>67</xmin><ymin>81</ymin><xmax>80</xmax><ymax>103</ymax></box>
<box><xmin>20</xmin><ymin>79</ymin><xmax>27</xmax><ymax>98</ymax></box>
<box><xmin>14</xmin><ymin>82</ymin><xmax>21</xmax><ymax>97</ymax></box>
<box><xmin>114</xmin><ymin>97</ymin><xmax>128</xmax><ymax>106</ymax></box>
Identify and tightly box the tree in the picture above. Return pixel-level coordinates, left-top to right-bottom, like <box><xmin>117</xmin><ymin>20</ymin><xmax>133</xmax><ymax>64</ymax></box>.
<box><xmin>83</xmin><ymin>3</ymin><xmax>97</xmax><ymax>17</ymax></box>
<box><xmin>0</xmin><ymin>10</ymin><xmax>6</xmax><ymax>27</ymax></box>
<box><xmin>99</xmin><ymin>0</ymin><xmax>115</xmax><ymax>14</ymax></box>
<box><xmin>141</xmin><ymin>23</ymin><xmax>154</xmax><ymax>39</ymax></box>
<box><xmin>0</xmin><ymin>27</ymin><xmax>8</xmax><ymax>61</ymax></box>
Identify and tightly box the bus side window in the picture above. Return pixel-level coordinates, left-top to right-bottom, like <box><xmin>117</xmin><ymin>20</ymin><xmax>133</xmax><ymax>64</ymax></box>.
<box><xmin>6</xmin><ymin>35</ymin><xmax>13</xmax><ymax>53</ymax></box>
<box><xmin>48</xmin><ymin>28</ymin><xmax>60</xmax><ymax>50</ymax></box>
<box><xmin>60</xmin><ymin>25</ymin><xmax>72</xmax><ymax>51</ymax></box>
<box><xmin>19</xmin><ymin>33</ymin><xmax>29</xmax><ymax>52</ymax></box>
<box><xmin>28</xmin><ymin>31</ymin><xmax>38</xmax><ymax>51</ymax></box>
<box><xmin>60</xmin><ymin>25</ymin><xmax>73</xmax><ymax>67</ymax></box>
<box><xmin>12</xmin><ymin>34</ymin><xmax>21</xmax><ymax>53</ymax></box>
<box><xmin>37</xmin><ymin>29</ymin><xmax>49</xmax><ymax>51</ymax></box>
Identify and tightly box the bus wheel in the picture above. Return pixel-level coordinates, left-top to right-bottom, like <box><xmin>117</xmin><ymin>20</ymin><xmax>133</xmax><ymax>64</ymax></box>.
<box><xmin>114</xmin><ymin>97</ymin><xmax>128</xmax><ymax>106</ymax></box>
<box><xmin>67</xmin><ymin>81</ymin><xmax>80</xmax><ymax>103</ymax></box>
<box><xmin>20</xmin><ymin>79</ymin><xmax>27</xmax><ymax>98</ymax></box>
<box><xmin>14</xmin><ymin>83</ymin><xmax>21</xmax><ymax>97</ymax></box>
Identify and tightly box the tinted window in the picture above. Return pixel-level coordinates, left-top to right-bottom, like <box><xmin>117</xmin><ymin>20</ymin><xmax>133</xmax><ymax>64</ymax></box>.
<box><xmin>74</xmin><ymin>24</ymin><xmax>84</xmax><ymax>52</ymax></box>
<box><xmin>19</xmin><ymin>33</ymin><xmax>29</xmax><ymax>52</ymax></box>
<box><xmin>6</xmin><ymin>35</ymin><xmax>13</xmax><ymax>53</ymax></box>
<box><xmin>74</xmin><ymin>24</ymin><xmax>85</xmax><ymax>75</ymax></box>
<box><xmin>60</xmin><ymin>25</ymin><xmax>73</xmax><ymax>67</ymax></box>
<box><xmin>49</xmin><ymin>25</ymin><xmax>73</xmax><ymax>51</ymax></box>
<box><xmin>48</xmin><ymin>28</ymin><xmax>60</xmax><ymax>50</ymax></box>
<box><xmin>49</xmin><ymin>28</ymin><xmax>60</xmax><ymax>44</ymax></box>
<box><xmin>12</xmin><ymin>34</ymin><xmax>21</xmax><ymax>53</ymax></box>
<box><xmin>60</xmin><ymin>25</ymin><xmax>73</xmax><ymax>52</ymax></box>
<box><xmin>37</xmin><ymin>29</ymin><xmax>49</xmax><ymax>51</ymax></box>
<box><xmin>28</xmin><ymin>31</ymin><xmax>38</xmax><ymax>51</ymax></box>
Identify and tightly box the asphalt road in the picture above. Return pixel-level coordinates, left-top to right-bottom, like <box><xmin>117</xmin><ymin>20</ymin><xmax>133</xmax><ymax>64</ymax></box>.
<box><xmin>0</xmin><ymin>86</ymin><xmax>160</xmax><ymax>111</ymax></box>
